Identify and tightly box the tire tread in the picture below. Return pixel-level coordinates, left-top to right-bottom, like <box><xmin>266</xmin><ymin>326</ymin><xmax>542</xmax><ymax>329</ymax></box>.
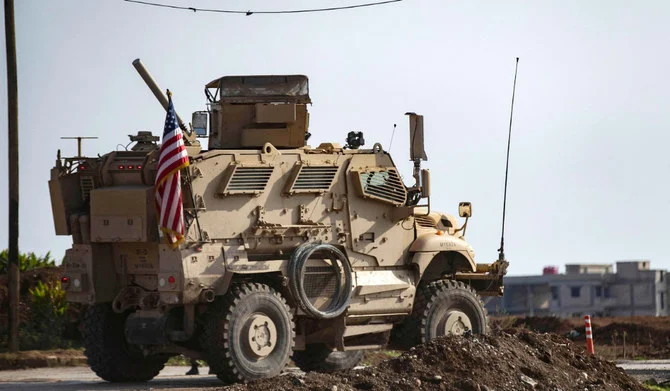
<box><xmin>83</xmin><ymin>304</ymin><xmax>166</xmax><ymax>382</ymax></box>
<box><xmin>419</xmin><ymin>279</ymin><xmax>489</xmax><ymax>343</ymax></box>
<box><xmin>201</xmin><ymin>283</ymin><xmax>295</xmax><ymax>383</ymax></box>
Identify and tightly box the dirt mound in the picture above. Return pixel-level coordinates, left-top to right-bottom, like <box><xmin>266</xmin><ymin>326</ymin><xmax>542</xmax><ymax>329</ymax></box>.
<box><xmin>512</xmin><ymin>316</ymin><xmax>576</xmax><ymax>335</ymax></box>
<box><xmin>225</xmin><ymin>329</ymin><xmax>643</xmax><ymax>391</ymax></box>
<box><xmin>592</xmin><ymin>322</ymin><xmax>670</xmax><ymax>359</ymax></box>
<box><xmin>596</xmin><ymin>322</ymin><xmax>670</xmax><ymax>346</ymax></box>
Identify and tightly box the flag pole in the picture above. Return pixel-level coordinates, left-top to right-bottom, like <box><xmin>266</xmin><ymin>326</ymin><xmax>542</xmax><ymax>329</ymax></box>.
<box><xmin>166</xmin><ymin>90</ymin><xmax>203</xmax><ymax>242</ymax></box>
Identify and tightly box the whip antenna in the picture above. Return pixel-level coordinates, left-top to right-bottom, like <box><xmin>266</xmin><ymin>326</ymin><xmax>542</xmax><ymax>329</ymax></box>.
<box><xmin>498</xmin><ymin>57</ymin><xmax>519</xmax><ymax>262</ymax></box>
<box><xmin>388</xmin><ymin>123</ymin><xmax>397</xmax><ymax>151</ymax></box>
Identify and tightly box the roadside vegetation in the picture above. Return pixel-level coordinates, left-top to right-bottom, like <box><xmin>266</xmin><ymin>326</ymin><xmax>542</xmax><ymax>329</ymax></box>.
<box><xmin>0</xmin><ymin>249</ymin><xmax>56</xmax><ymax>274</ymax></box>
<box><xmin>0</xmin><ymin>249</ymin><xmax>82</xmax><ymax>351</ymax></box>
<box><xmin>644</xmin><ymin>379</ymin><xmax>670</xmax><ymax>390</ymax></box>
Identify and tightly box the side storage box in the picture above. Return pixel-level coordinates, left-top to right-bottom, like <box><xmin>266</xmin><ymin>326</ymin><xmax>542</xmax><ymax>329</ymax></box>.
<box><xmin>48</xmin><ymin>174</ymin><xmax>84</xmax><ymax>235</ymax></box>
<box><xmin>90</xmin><ymin>186</ymin><xmax>157</xmax><ymax>242</ymax></box>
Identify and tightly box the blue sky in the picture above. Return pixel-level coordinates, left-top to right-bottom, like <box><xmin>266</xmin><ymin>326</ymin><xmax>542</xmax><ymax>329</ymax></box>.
<box><xmin>0</xmin><ymin>0</ymin><xmax>669</xmax><ymax>275</ymax></box>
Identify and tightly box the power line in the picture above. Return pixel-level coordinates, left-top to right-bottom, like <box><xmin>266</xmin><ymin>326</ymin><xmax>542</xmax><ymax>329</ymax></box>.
<box><xmin>123</xmin><ymin>0</ymin><xmax>402</xmax><ymax>15</ymax></box>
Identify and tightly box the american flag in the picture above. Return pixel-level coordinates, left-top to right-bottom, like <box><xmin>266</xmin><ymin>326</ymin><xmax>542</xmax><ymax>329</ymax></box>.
<box><xmin>155</xmin><ymin>92</ymin><xmax>189</xmax><ymax>247</ymax></box>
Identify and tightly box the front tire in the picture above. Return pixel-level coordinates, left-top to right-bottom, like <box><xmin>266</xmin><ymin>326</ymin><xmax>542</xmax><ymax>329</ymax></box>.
<box><xmin>83</xmin><ymin>304</ymin><xmax>167</xmax><ymax>382</ymax></box>
<box><xmin>202</xmin><ymin>283</ymin><xmax>295</xmax><ymax>383</ymax></box>
<box><xmin>292</xmin><ymin>344</ymin><xmax>364</xmax><ymax>372</ymax></box>
<box><xmin>419</xmin><ymin>280</ymin><xmax>488</xmax><ymax>342</ymax></box>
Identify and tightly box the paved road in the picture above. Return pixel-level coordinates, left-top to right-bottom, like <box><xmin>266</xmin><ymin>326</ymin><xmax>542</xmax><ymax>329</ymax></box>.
<box><xmin>0</xmin><ymin>362</ymin><xmax>668</xmax><ymax>390</ymax></box>
<box><xmin>617</xmin><ymin>359</ymin><xmax>670</xmax><ymax>384</ymax></box>
<box><xmin>0</xmin><ymin>366</ymin><xmax>225</xmax><ymax>391</ymax></box>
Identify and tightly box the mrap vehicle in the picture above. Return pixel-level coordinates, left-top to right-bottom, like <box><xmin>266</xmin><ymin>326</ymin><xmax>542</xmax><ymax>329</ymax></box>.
<box><xmin>49</xmin><ymin>59</ymin><xmax>508</xmax><ymax>383</ymax></box>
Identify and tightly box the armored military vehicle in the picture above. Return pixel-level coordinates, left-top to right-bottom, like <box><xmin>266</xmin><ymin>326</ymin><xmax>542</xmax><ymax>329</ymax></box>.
<box><xmin>49</xmin><ymin>59</ymin><xmax>508</xmax><ymax>383</ymax></box>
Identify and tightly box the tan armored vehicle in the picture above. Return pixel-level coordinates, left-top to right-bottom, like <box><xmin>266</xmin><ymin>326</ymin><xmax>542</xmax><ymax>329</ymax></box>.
<box><xmin>49</xmin><ymin>60</ymin><xmax>508</xmax><ymax>383</ymax></box>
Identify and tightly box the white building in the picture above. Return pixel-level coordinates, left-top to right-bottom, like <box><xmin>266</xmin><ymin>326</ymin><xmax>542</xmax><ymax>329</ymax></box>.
<box><xmin>486</xmin><ymin>260</ymin><xmax>668</xmax><ymax>317</ymax></box>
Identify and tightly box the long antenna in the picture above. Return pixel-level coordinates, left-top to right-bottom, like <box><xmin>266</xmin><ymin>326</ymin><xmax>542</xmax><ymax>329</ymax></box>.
<box><xmin>498</xmin><ymin>57</ymin><xmax>519</xmax><ymax>262</ymax></box>
<box><xmin>388</xmin><ymin>123</ymin><xmax>397</xmax><ymax>151</ymax></box>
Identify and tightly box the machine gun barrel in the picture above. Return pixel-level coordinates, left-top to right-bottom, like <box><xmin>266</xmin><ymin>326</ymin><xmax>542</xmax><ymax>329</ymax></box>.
<box><xmin>132</xmin><ymin>58</ymin><xmax>188</xmax><ymax>132</ymax></box>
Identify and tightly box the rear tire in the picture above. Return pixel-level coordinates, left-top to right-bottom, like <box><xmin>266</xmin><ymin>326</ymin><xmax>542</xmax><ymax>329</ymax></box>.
<box><xmin>292</xmin><ymin>344</ymin><xmax>364</xmax><ymax>372</ymax></box>
<box><xmin>202</xmin><ymin>283</ymin><xmax>294</xmax><ymax>383</ymax></box>
<box><xmin>83</xmin><ymin>304</ymin><xmax>167</xmax><ymax>382</ymax></box>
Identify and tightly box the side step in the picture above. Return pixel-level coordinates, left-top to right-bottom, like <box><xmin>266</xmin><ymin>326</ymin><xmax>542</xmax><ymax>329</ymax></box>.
<box><xmin>343</xmin><ymin>344</ymin><xmax>385</xmax><ymax>351</ymax></box>
<box><xmin>343</xmin><ymin>324</ymin><xmax>394</xmax><ymax>351</ymax></box>
<box><xmin>343</xmin><ymin>324</ymin><xmax>393</xmax><ymax>337</ymax></box>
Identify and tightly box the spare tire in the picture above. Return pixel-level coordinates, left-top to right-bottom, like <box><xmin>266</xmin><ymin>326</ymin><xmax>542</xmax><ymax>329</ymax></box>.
<box><xmin>288</xmin><ymin>243</ymin><xmax>353</xmax><ymax>319</ymax></box>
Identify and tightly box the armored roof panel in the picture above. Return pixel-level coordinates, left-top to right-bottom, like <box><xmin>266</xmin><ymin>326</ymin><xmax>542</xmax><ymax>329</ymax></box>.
<box><xmin>206</xmin><ymin>75</ymin><xmax>311</xmax><ymax>104</ymax></box>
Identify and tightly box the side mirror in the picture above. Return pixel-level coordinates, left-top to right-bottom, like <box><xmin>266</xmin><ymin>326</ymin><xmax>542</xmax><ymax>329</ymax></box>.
<box><xmin>406</xmin><ymin>112</ymin><xmax>427</xmax><ymax>161</ymax></box>
<box><xmin>192</xmin><ymin>111</ymin><xmax>209</xmax><ymax>138</ymax></box>
<box><xmin>458</xmin><ymin>202</ymin><xmax>472</xmax><ymax>218</ymax></box>
<box><xmin>421</xmin><ymin>169</ymin><xmax>430</xmax><ymax>198</ymax></box>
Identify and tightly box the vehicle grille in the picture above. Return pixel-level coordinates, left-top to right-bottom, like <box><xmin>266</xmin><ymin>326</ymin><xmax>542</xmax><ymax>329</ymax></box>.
<box><xmin>80</xmin><ymin>176</ymin><xmax>95</xmax><ymax>200</ymax></box>
<box><xmin>288</xmin><ymin>165</ymin><xmax>338</xmax><ymax>193</ymax></box>
<box><xmin>415</xmin><ymin>215</ymin><xmax>437</xmax><ymax>228</ymax></box>
<box><xmin>304</xmin><ymin>265</ymin><xmax>338</xmax><ymax>310</ymax></box>
<box><xmin>220</xmin><ymin>166</ymin><xmax>274</xmax><ymax>195</ymax></box>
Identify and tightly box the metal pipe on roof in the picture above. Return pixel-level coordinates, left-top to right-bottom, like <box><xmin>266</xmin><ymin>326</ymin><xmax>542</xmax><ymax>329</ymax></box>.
<box><xmin>132</xmin><ymin>58</ymin><xmax>187</xmax><ymax>132</ymax></box>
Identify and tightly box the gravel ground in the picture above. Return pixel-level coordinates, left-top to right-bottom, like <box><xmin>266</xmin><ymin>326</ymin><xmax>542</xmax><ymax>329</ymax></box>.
<box><xmin>0</xmin><ymin>329</ymin><xmax>661</xmax><ymax>391</ymax></box>
<box><xmin>0</xmin><ymin>363</ymin><xmax>662</xmax><ymax>391</ymax></box>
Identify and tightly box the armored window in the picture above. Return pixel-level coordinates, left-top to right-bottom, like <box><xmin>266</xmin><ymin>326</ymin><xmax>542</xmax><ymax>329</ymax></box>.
<box><xmin>217</xmin><ymin>164</ymin><xmax>274</xmax><ymax>196</ymax></box>
<box><xmin>351</xmin><ymin>168</ymin><xmax>407</xmax><ymax>206</ymax></box>
<box><xmin>285</xmin><ymin>164</ymin><xmax>339</xmax><ymax>194</ymax></box>
<box><xmin>570</xmin><ymin>286</ymin><xmax>581</xmax><ymax>298</ymax></box>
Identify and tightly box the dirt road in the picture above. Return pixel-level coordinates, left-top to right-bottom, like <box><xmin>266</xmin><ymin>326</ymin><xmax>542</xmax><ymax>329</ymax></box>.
<box><xmin>0</xmin><ymin>362</ymin><xmax>664</xmax><ymax>391</ymax></box>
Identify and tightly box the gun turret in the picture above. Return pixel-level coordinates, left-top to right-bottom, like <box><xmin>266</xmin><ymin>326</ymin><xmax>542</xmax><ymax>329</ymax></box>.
<box><xmin>128</xmin><ymin>131</ymin><xmax>159</xmax><ymax>152</ymax></box>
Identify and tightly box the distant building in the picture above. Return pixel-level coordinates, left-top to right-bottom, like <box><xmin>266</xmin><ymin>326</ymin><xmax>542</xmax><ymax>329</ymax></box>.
<box><xmin>486</xmin><ymin>260</ymin><xmax>668</xmax><ymax>317</ymax></box>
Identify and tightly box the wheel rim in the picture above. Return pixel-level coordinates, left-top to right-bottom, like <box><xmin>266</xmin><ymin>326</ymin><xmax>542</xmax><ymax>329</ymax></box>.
<box><xmin>244</xmin><ymin>313</ymin><xmax>277</xmax><ymax>359</ymax></box>
<box><xmin>440</xmin><ymin>310</ymin><xmax>472</xmax><ymax>336</ymax></box>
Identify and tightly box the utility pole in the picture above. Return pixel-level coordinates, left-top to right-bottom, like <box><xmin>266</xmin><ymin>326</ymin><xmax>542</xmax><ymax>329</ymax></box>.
<box><xmin>5</xmin><ymin>0</ymin><xmax>20</xmax><ymax>352</ymax></box>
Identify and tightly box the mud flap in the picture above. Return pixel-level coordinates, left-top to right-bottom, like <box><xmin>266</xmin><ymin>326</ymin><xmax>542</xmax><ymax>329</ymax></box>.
<box><xmin>125</xmin><ymin>313</ymin><xmax>168</xmax><ymax>345</ymax></box>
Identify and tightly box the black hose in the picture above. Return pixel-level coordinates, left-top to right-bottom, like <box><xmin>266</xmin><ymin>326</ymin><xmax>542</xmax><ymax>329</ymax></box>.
<box><xmin>288</xmin><ymin>243</ymin><xmax>353</xmax><ymax>319</ymax></box>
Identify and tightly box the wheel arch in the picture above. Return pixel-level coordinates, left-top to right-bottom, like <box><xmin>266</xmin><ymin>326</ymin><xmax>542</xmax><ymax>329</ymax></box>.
<box><xmin>409</xmin><ymin>234</ymin><xmax>477</xmax><ymax>276</ymax></box>
<box><xmin>215</xmin><ymin>271</ymin><xmax>291</xmax><ymax>303</ymax></box>
<box><xmin>411</xmin><ymin>250</ymin><xmax>477</xmax><ymax>283</ymax></box>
